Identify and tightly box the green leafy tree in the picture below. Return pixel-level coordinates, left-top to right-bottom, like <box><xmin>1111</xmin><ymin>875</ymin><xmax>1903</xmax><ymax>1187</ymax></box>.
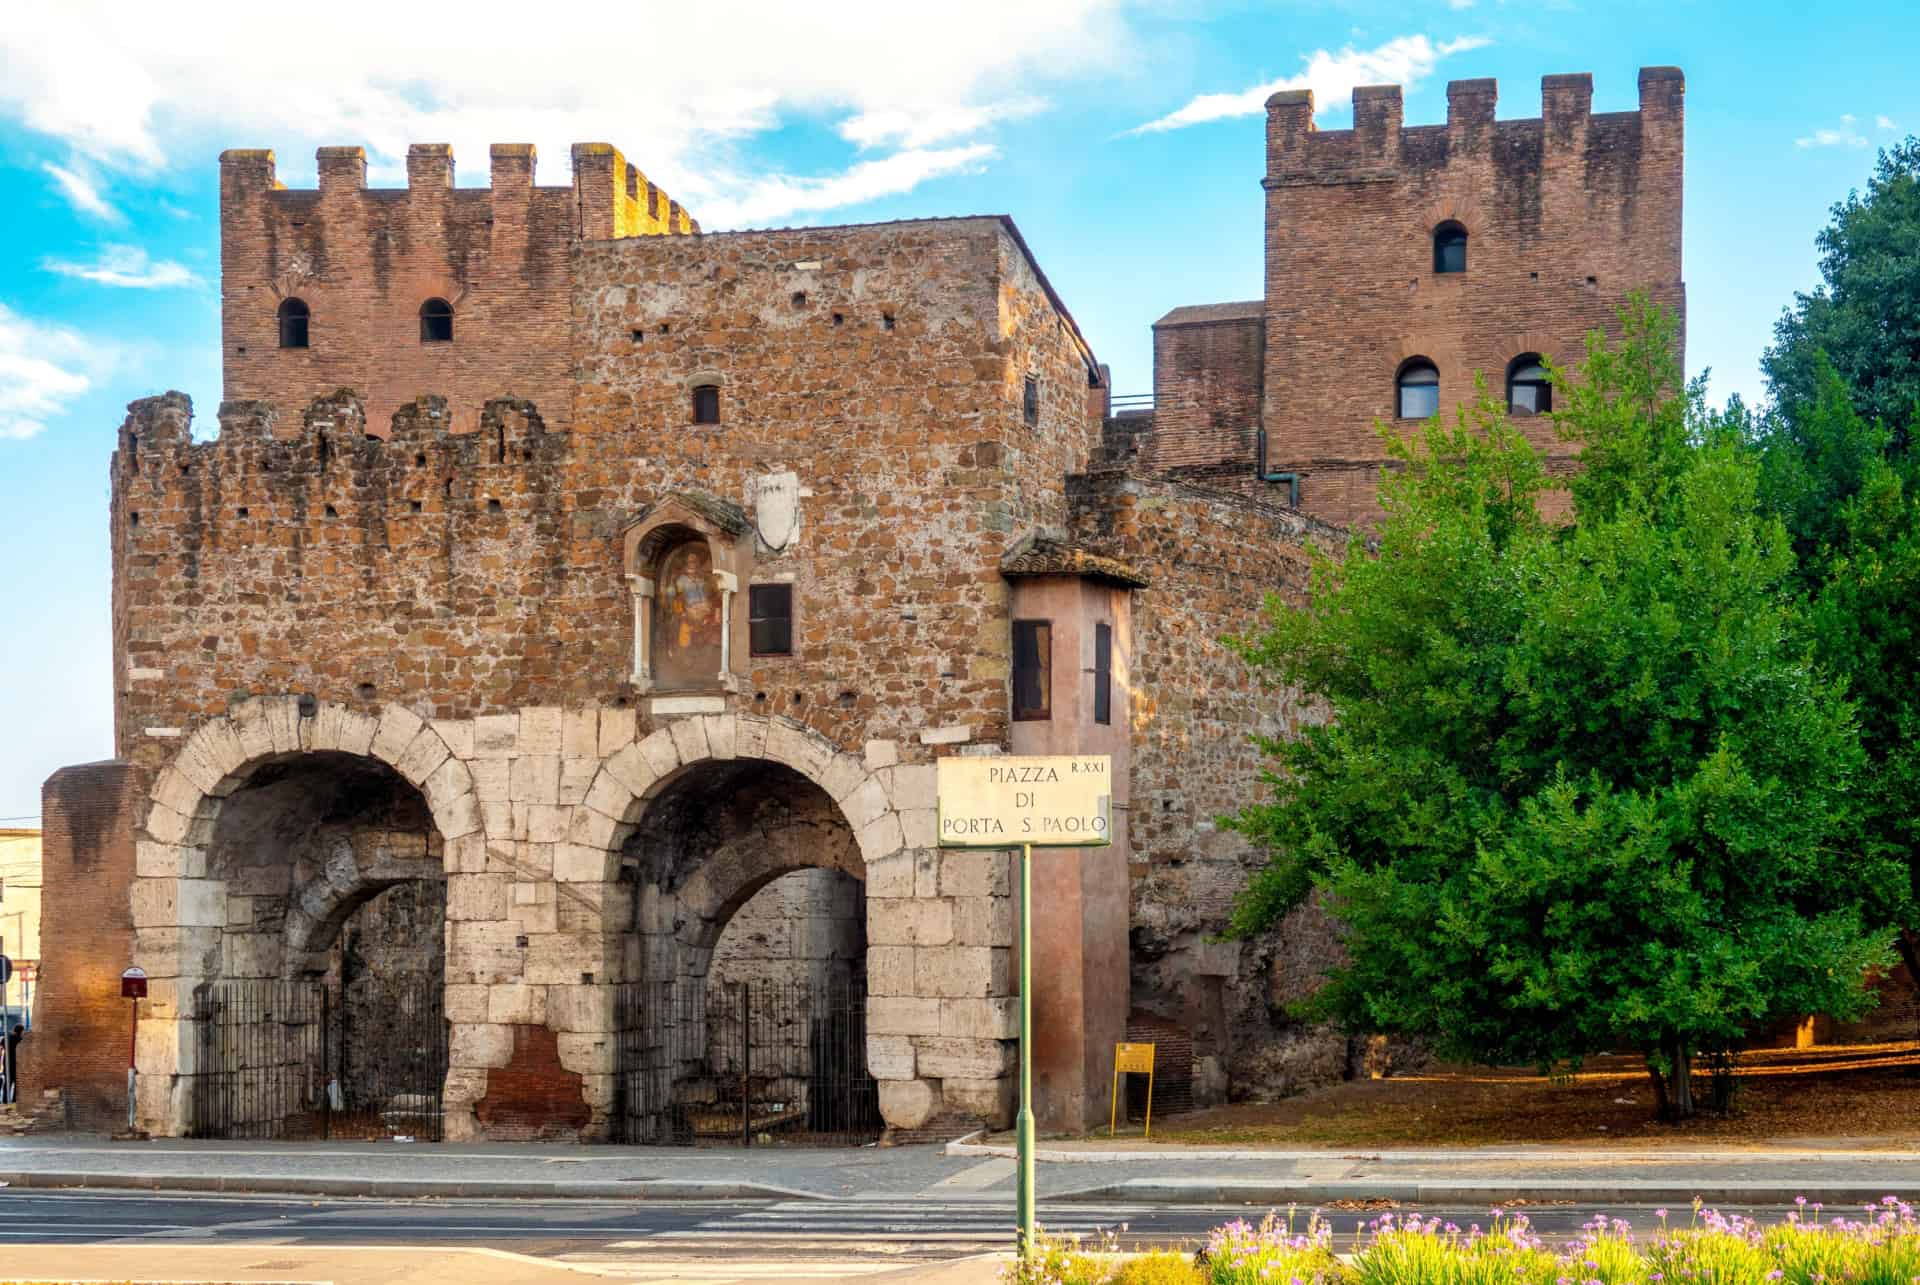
<box><xmin>1764</xmin><ymin>138</ymin><xmax>1920</xmax><ymax>441</ymax></box>
<box><xmin>1227</xmin><ymin>300</ymin><xmax>1898</xmax><ymax>1117</ymax></box>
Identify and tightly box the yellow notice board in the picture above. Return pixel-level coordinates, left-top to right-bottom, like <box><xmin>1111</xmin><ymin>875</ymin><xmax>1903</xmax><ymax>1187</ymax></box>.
<box><xmin>1111</xmin><ymin>1041</ymin><xmax>1156</xmax><ymax>1137</ymax></box>
<box><xmin>935</xmin><ymin>755</ymin><xmax>1113</xmax><ymax>848</ymax></box>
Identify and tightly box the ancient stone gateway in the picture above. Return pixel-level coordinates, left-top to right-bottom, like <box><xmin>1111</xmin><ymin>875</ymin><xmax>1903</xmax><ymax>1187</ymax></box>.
<box><xmin>129</xmin><ymin>698</ymin><xmax>1009</xmax><ymax>1141</ymax></box>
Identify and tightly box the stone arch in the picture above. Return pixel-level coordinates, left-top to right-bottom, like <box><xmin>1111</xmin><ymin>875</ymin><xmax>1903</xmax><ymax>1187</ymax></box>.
<box><xmin>128</xmin><ymin>696</ymin><xmax>480</xmax><ymax>1135</ymax></box>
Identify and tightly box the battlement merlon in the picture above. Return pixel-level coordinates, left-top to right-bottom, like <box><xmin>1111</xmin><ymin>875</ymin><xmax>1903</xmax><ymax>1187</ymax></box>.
<box><xmin>217</xmin><ymin>141</ymin><xmax>698</xmax><ymax>238</ymax></box>
<box><xmin>1264</xmin><ymin>66</ymin><xmax>1685</xmax><ymax>182</ymax></box>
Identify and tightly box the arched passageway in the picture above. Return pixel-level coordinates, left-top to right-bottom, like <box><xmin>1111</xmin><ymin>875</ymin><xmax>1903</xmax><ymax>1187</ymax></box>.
<box><xmin>612</xmin><ymin>759</ymin><xmax>879</xmax><ymax>1144</ymax></box>
<box><xmin>188</xmin><ymin>752</ymin><xmax>448</xmax><ymax>1139</ymax></box>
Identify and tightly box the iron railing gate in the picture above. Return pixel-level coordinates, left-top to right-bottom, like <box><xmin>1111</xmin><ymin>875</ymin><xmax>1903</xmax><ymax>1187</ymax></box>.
<box><xmin>189</xmin><ymin>974</ymin><xmax>447</xmax><ymax>1141</ymax></box>
<box><xmin>614</xmin><ymin>977</ymin><xmax>880</xmax><ymax>1146</ymax></box>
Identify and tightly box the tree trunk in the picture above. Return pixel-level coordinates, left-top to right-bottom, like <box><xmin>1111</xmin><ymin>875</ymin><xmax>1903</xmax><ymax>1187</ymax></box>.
<box><xmin>1897</xmin><ymin>929</ymin><xmax>1920</xmax><ymax>1044</ymax></box>
<box><xmin>1646</xmin><ymin>1060</ymin><xmax>1671</xmax><ymax>1119</ymax></box>
<box><xmin>1668</xmin><ymin>1040</ymin><xmax>1695</xmax><ymax>1119</ymax></box>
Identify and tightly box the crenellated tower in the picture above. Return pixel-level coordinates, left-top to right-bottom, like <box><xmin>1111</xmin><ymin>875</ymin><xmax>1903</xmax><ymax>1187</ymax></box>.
<box><xmin>218</xmin><ymin>142</ymin><xmax>696</xmax><ymax>439</ymax></box>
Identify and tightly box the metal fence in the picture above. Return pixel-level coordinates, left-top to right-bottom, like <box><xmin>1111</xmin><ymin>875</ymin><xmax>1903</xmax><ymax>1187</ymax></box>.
<box><xmin>188</xmin><ymin>974</ymin><xmax>446</xmax><ymax>1141</ymax></box>
<box><xmin>613</xmin><ymin>977</ymin><xmax>880</xmax><ymax>1147</ymax></box>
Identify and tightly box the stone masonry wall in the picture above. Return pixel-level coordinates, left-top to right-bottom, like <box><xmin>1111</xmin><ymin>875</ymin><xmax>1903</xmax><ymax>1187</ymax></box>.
<box><xmin>1258</xmin><ymin>70</ymin><xmax>1686</xmax><ymax>526</ymax></box>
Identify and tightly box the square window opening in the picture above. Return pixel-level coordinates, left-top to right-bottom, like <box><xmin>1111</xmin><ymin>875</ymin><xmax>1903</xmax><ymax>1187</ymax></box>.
<box><xmin>750</xmin><ymin>583</ymin><xmax>794</xmax><ymax>656</ymax></box>
<box><xmin>1012</xmin><ymin>619</ymin><xmax>1052</xmax><ymax>721</ymax></box>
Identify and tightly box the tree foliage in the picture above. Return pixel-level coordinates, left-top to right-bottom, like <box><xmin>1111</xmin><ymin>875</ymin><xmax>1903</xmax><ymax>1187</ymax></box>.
<box><xmin>1226</xmin><ymin>300</ymin><xmax>1899</xmax><ymax>1115</ymax></box>
<box><xmin>1764</xmin><ymin>138</ymin><xmax>1920</xmax><ymax>441</ymax></box>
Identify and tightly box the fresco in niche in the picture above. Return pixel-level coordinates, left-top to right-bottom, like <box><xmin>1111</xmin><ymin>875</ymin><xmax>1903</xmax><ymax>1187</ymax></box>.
<box><xmin>653</xmin><ymin>540</ymin><xmax>724</xmax><ymax>688</ymax></box>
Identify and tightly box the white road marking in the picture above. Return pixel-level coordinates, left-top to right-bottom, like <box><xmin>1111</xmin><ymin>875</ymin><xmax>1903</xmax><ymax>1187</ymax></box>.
<box><xmin>928</xmin><ymin>1159</ymin><xmax>1015</xmax><ymax>1191</ymax></box>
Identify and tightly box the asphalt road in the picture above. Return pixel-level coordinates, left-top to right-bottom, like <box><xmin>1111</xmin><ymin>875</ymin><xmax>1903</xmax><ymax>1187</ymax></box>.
<box><xmin>0</xmin><ymin>1191</ymin><xmax>1820</xmax><ymax>1263</ymax></box>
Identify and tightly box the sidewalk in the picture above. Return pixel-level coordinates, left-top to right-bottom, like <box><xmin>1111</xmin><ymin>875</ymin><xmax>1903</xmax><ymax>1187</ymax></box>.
<box><xmin>0</xmin><ymin>1134</ymin><xmax>1915</xmax><ymax>1205</ymax></box>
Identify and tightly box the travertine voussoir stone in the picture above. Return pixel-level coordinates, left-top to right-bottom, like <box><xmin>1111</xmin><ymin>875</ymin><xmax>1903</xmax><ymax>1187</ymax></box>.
<box><xmin>637</xmin><ymin>729</ymin><xmax>681</xmax><ymax>779</ymax></box>
<box><xmin>370</xmin><ymin>704</ymin><xmax>426</xmax><ymax>766</ymax></box>
<box><xmin>667</xmin><ymin>715</ymin><xmax>710</xmax><ymax>765</ymax></box>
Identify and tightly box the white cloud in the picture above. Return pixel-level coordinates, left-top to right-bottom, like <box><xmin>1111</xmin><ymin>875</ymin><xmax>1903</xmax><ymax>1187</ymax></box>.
<box><xmin>43</xmin><ymin>245</ymin><xmax>202</xmax><ymax>289</ymax></box>
<box><xmin>1130</xmin><ymin>34</ymin><xmax>1491</xmax><ymax>134</ymax></box>
<box><xmin>705</xmin><ymin>145</ymin><xmax>998</xmax><ymax>228</ymax></box>
<box><xmin>1877</xmin><ymin>115</ymin><xmax>1898</xmax><ymax>131</ymax></box>
<box><xmin>1796</xmin><ymin>114</ymin><xmax>1871</xmax><ymax>149</ymax></box>
<box><xmin>40</xmin><ymin>161</ymin><xmax>121</xmax><ymax>222</ymax></box>
<box><xmin>1449</xmin><ymin>0</ymin><xmax>1476</xmax><ymax>9</ymax></box>
<box><xmin>0</xmin><ymin>305</ymin><xmax>97</xmax><ymax>441</ymax></box>
<box><xmin>0</xmin><ymin>1</ymin><xmax>1133</xmax><ymax>228</ymax></box>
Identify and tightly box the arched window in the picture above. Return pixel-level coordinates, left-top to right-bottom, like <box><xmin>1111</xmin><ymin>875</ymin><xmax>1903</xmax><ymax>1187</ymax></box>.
<box><xmin>1397</xmin><ymin>359</ymin><xmax>1440</xmax><ymax>419</ymax></box>
<box><xmin>278</xmin><ymin>298</ymin><xmax>310</xmax><ymax>349</ymax></box>
<box><xmin>691</xmin><ymin>383</ymin><xmax>721</xmax><ymax>424</ymax></box>
<box><xmin>1433</xmin><ymin>221</ymin><xmax>1468</xmax><ymax>274</ymax></box>
<box><xmin>1507</xmin><ymin>355</ymin><xmax>1552</xmax><ymax>417</ymax></box>
<box><xmin>419</xmin><ymin>298</ymin><xmax>453</xmax><ymax>343</ymax></box>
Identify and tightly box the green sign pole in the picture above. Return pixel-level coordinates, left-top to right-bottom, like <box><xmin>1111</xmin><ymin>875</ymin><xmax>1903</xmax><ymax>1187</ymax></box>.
<box><xmin>1016</xmin><ymin>840</ymin><xmax>1035</xmax><ymax>1256</ymax></box>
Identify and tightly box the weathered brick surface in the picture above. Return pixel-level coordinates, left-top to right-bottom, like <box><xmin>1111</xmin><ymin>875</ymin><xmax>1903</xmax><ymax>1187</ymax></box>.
<box><xmin>1151</xmin><ymin>69</ymin><xmax>1687</xmax><ymax>526</ymax></box>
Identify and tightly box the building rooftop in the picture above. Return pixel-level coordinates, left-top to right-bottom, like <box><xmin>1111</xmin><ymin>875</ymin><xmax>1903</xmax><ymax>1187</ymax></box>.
<box><xmin>1154</xmin><ymin>300</ymin><xmax>1264</xmax><ymax>328</ymax></box>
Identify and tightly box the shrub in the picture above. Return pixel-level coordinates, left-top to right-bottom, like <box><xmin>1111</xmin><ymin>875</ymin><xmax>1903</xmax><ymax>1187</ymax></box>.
<box><xmin>1205</xmin><ymin>1209</ymin><xmax>1344</xmax><ymax>1285</ymax></box>
<box><xmin>1111</xmin><ymin>1250</ymin><xmax>1207</xmax><ymax>1285</ymax></box>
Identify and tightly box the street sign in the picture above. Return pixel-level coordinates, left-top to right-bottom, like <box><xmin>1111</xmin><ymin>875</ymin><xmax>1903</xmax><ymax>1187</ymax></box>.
<box><xmin>120</xmin><ymin>966</ymin><xmax>148</xmax><ymax>1000</ymax></box>
<box><xmin>935</xmin><ymin>755</ymin><xmax>1112</xmax><ymax>848</ymax></box>
<box><xmin>1110</xmin><ymin>1041</ymin><xmax>1157</xmax><ymax>1138</ymax></box>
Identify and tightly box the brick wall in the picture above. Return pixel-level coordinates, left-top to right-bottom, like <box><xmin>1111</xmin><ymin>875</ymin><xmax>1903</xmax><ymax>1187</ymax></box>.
<box><xmin>37</xmin><ymin>762</ymin><xmax>139</xmax><ymax>1131</ymax></box>
<box><xmin>1147</xmin><ymin>306</ymin><xmax>1264</xmax><ymax>477</ymax></box>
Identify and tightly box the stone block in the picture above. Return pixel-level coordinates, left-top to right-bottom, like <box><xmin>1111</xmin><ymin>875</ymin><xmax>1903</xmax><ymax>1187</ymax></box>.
<box><xmin>735</xmin><ymin>717</ymin><xmax>768</xmax><ymax>759</ymax></box>
<box><xmin>916</xmin><ymin>945</ymin><xmax>1009</xmax><ymax>998</ymax></box>
<box><xmin>445</xmin><ymin>984</ymin><xmax>491</xmax><ymax>1023</ymax></box>
<box><xmin>424</xmin><ymin>754</ymin><xmax>474</xmax><ymax>811</ymax></box>
<box><xmin>562</xmin><ymin>707</ymin><xmax>599</xmax><ymax>758</ymax></box>
<box><xmin>473</xmin><ymin>713</ymin><xmax>518</xmax><ymax>759</ymax></box>
<box><xmin>868</xmin><ymin>945</ymin><xmax>916</xmax><ymax>996</ymax></box>
<box><xmin>524</xmin><ymin>803</ymin><xmax>569</xmax><ymax>843</ymax></box>
<box><xmin>668</xmin><ymin>715</ymin><xmax>710</xmax><ymax>764</ymax></box>
<box><xmin>899</xmin><ymin>808</ymin><xmax>937</xmax><ymax>850</ymax></box>
<box><xmin>449</xmin><ymin>1022</ymin><xmax>515</xmax><ymax>1069</ymax></box>
<box><xmin>556</xmin><ymin>1033</ymin><xmax>614</xmax><ymax>1075</ymax></box>
<box><xmin>144</xmin><ymin>803</ymin><xmax>194</xmax><ymax>846</ymax></box>
<box><xmin>488</xmin><ymin>982</ymin><xmax>545</xmax><ymax>1026</ymax></box>
<box><xmin>918</xmin><ymin>724</ymin><xmax>972</xmax><ymax>745</ymax></box>
<box><xmin>941</xmin><ymin>1076</ymin><xmax>1015</xmax><ymax>1127</ymax></box>
<box><xmin>225</xmin><ymin>895</ymin><xmax>254</xmax><ymax>926</ymax></box>
<box><xmin>637</xmin><ymin>730</ymin><xmax>681</xmax><ymax>778</ymax></box>
<box><xmin>175</xmin><ymin>878</ymin><xmax>226</xmax><ymax>927</ymax></box>
<box><xmin>267</xmin><ymin>698</ymin><xmax>301</xmax><ymax>754</ymax></box>
<box><xmin>335</xmin><ymin>709</ymin><xmax>379</xmax><ymax>757</ymax></box>
<box><xmin>868</xmin><ymin>996</ymin><xmax>942</xmax><ymax>1037</ymax></box>
<box><xmin>519</xmin><ymin>706</ymin><xmax>564</xmax><ymax>754</ymax></box>
<box><xmin>554</xmin><ymin>843</ymin><xmax>608</xmax><ymax>883</ymax></box>
<box><xmin>522</xmin><ymin>931</ymin><xmax>605</xmax><ymax>985</ymax></box>
<box><xmin>582</xmin><ymin>768</ymin><xmax>635</xmax><ymax>822</ymax></box>
<box><xmin>151</xmin><ymin>766</ymin><xmax>202</xmax><ymax>817</ymax></box>
<box><xmin>866</xmin><ymin>1034</ymin><xmax>915</xmax><ymax>1080</ymax></box>
<box><xmin>603</xmin><ymin>741</ymin><xmax>657</xmax><ymax>798</ymax></box>
<box><xmin>866</xmin><ymin>853</ymin><xmax>914</xmax><ymax>899</ymax></box>
<box><xmin>701</xmin><ymin>713</ymin><xmax>737</xmax><ymax>760</ymax></box>
<box><xmin>858</xmin><ymin>811</ymin><xmax>904</xmax><ymax>863</ymax></box>
<box><xmin>941</xmin><ymin>850</ymin><xmax>1012</xmax><ymax>898</ymax></box>
<box><xmin>559</xmin><ymin>757</ymin><xmax>599</xmax><ymax>805</ymax></box>
<box><xmin>914</xmin><ymin>1036</ymin><xmax>1015</xmax><ymax>1080</ymax></box>
<box><xmin>437</xmin><ymin>787</ymin><xmax>482</xmax><ymax>841</ymax></box>
<box><xmin>841</xmin><ymin>777</ymin><xmax>888</xmax><ymax>832</ymax></box>
<box><xmin>470</xmin><ymin>759</ymin><xmax>510</xmax><ymax>803</ymax></box>
<box><xmin>878</xmin><ymin>1078</ymin><xmax>938</xmax><ymax>1128</ymax></box>
<box><xmin>864</xmin><ymin>739</ymin><xmax>900</xmax><ymax>770</ymax></box>
<box><xmin>567</xmin><ymin>805</ymin><xmax>619</xmax><ymax>850</ymax></box>
<box><xmin>950</xmin><ymin>895</ymin><xmax>1013</xmax><ymax>947</ymax></box>
<box><xmin>445</xmin><ymin>833</ymin><xmax>489</xmax><ymax>874</ymax></box>
<box><xmin>136</xmin><ymin>841</ymin><xmax>182</xmax><ymax>878</ymax></box>
<box><xmin>547</xmin><ymin>984</ymin><xmax>614</xmax><ymax>1033</ymax></box>
<box><xmin>940</xmin><ymin>997</ymin><xmax>1018</xmax><ymax>1039</ymax></box>
<box><xmin>447</xmin><ymin>873</ymin><xmax>509</xmax><ymax>922</ymax></box>
<box><xmin>510</xmin><ymin>754</ymin><xmax>561</xmax><ymax>804</ymax></box>
<box><xmin>371</xmin><ymin>704</ymin><xmax>427</xmax><ymax>766</ymax></box>
<box><xmin>820</xmin><ymin>753</ymin><xmax>866</xmax><ymax>803</ymax></box>
<box><xmin>764</xmin><ymin>720</ymin><xmax>807</xmax><ymax>771</ymax></box>
<box><xmin>432</xmin><ymin>718</ymin><xmax>476</xmax><ymax>760</ymax></box>
<box><xmin>869</xmin><ymin>898</ymin><xmax>952</xmax><ymax>947</ymax></box>
<box><xmin>884</xmin><ymin>764</ymin><xmax>937</xmax><ymax>812</ymax></box>
<box><xmin>914</xmin><ymin>848</ymin><xmax>942</xmax><ymax>898</ymax></box>
<box><xmin>598</xmin><ymin>706</ymin><xmax>637</xmax><ymax>757</ymax></box>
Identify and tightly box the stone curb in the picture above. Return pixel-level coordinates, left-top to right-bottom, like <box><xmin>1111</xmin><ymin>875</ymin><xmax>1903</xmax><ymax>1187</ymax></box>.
<box><xmin>1050</xmin><ymin>1179</ymin><xmax>1920</xmax><ymax>1206</ymax></box>
<box><xmin>0</xmin><ymin>1171</ymin><xmax>833</xmax><ymax>1202</ymax></box>
<box><xmin>944</xmin><ymin>1132</ymin><xmax>1920</xmax><ymax>1166</ymax></box>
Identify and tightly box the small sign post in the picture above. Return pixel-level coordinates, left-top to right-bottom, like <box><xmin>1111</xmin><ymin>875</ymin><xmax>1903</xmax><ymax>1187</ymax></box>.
<box><xmin>1110</xmin><ymin>1041</ymin><xmax>1157</xmax><ymax>1138</ymax></box>
<box><xmin>937</xmin><ymin>754</ymin><xmax>1112</xmax><ymax>1259</ymax></box>
<box><xmin>121</xmin><ymin>967</ymin><xmax>147</xmax><ymax>1134</ymax></box>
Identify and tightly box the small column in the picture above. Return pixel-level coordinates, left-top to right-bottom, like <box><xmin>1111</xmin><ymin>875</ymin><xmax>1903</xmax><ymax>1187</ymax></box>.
<box><xmin>714</xmin><ymin>570</ymin><xmax>738</xmax><ymax>686</ymax></box>
<box><xmin>628</xmin><ymin>575</ymin><xmax>654</xmax><ymax>690</ymax></box>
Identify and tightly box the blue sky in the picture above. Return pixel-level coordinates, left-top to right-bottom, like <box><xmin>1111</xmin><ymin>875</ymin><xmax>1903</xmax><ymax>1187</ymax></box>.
<box><xmin>0</xmin><ymin>0</ymin><xmax>1914</xmax><ymax>821</ymax></box>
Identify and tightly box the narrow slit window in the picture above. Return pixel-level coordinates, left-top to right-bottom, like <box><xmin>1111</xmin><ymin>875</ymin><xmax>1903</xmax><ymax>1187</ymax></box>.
<box><xmin>1507</xmin><ymin>355</ymin><xmax>1552</xmax><ymax>417</ymax></box>
<box><xmin>1093</xmin><ymin>621</ymin><xmax>1112</xmax><ymax>726</ymax></box>
<box><xmin>1023</xmin><ymin>376</ymin><xmax>1040</xmax><ymax>427</ymax></box>
<box><xmin>278</xmin><ymin>298</ymin><xmax>310</xmax><ymax>349</ymax></box>
<box><xmin>419</xmin><ymin>297</ymin><xmax>454</xmax><ymax>343</ymax></box>
<box><xmin>1012</xmin><ymin>619</ymin><xmax>1052</xmax><ymax>721</ymax></box>
<box><xmin>1397</xmin><ymin>359</ymin><xmax>1440</xmax><ymax>419</ymax></box>
<box><xmin>750</xmin><ymin>584</ymin><xmax>794</xmax><ymax>656</ymax></box>
<box><xmin>692</xmin><ymin>383</ymin><xmax>721</xmax><ymax>424</ymax></box>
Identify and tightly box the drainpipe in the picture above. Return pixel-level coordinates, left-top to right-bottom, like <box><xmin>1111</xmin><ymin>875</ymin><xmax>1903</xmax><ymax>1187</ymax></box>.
<box><xmin>1256</xmin><ymin>430</ymin><xmax>1301</xmax><ymax>508</ymax></box>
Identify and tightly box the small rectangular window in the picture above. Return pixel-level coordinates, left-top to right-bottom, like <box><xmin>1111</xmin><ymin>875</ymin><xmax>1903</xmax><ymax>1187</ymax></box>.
<box><xmin>1093</xmin><ymin>621</ymin><xmax>1112</xmax><ymax>726</ymax></box>
<box><xmin>750</xmin><ymin>584</ymin><xmax>793</xmax><ymax>656</ymax></box>
<box><xmin>692</xmin><ymin>384</ymin><xmax>721</xmax><ymax>424</ymax></box>
<box><xmin>1023</xmin><ymin>376</ymin><xmax>1040</xmax><ymax>427</ymax></box>
<box><xmin>1012</xmin><ymin>619</ymin><xmax>1051</xmax><ymax>721</ymax></box>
